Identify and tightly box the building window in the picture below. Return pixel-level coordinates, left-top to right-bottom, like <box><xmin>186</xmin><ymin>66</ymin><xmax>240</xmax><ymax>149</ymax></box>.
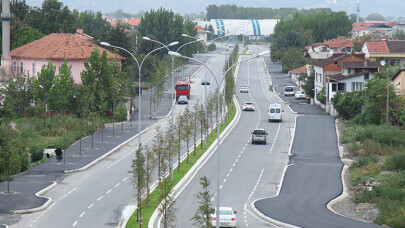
<box><xmin>338</xmin><ymin>83</ymin><xmax>345</xmax><ymax>92</ymax></box>
<box><xmin>20</xmin><ymin>62</ymin><xmax>24</xmax><ymax>74</ymax></box>
<box><xmin>332</xmin><ymin>83</ymin><xmax>337</xmax><ymax>92</ymax></box>
<box><xmin>352</xmin><ymin>82</ymin><xmax>363</xmax><ymax>91</ymax></box>
<box><xmin>32</xmin><ymin>63</ymin><xmax>36</xmax><ymax>76</ymax></box>
<box><xmin>364</xmin><ymin>73</ymin><xmax>369</xmax><ymax>80</ymax></box>
<box><xmin>13</xmin><ymin>61</ymin><xmax>17</xmax><ymax>72</ymax></box>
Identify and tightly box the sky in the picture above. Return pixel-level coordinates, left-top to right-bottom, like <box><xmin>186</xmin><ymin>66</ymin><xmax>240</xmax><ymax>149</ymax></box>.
<box><xmin>25</xmin><ymin>0</ymin><xmax>405</xmax><ymax>19</ymax></box>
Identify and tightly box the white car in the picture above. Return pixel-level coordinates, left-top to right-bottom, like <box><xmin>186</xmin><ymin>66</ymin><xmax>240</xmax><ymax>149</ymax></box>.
<box><xmin>210</xmin><ymin>207</ymin><xmax>237</xmax><ymax>227</ymax></box>
<box><xmin>251</xmin><ymin>128</ymin><xmax>268</xmax><ymax>144</ymax></box>
<box><xmin>240</xmin><ymin>85</ymin><xmax>249</xmax><ymax>93</ymax></box>
<box><xmin>295</xmin><ymin>90</ymin><xmax>306</xmax><ymax>99</ymax></box>
<box><xmin>284</xmin><ymin>86</ymin><xmax>295</xmax><ymax>96</ymax></box>
<box><xmin>243</xmin><ymin>102</ymin><xmax>255</xmax><ymax>111</ymax></box>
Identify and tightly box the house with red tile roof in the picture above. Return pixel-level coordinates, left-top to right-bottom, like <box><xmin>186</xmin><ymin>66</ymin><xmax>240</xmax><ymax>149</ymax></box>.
<box><xmin>10</xmin><ymin>33</ymin><xmax>123</xmax><ymax>84</ymax></box>
<box><xmin>313</xmin><ymin>53</ymin><xmax>365</xmax><ymax>111</ymax></box>
<box><xmin>362</xmin><ymin>40</ymin><xmax>405</xmax><ymax>65</ymax></box>
<box><xmin>305</xmin><ymin>37</ymin><xmax>357</xmax><ymax>61</ymax></box>
<box><xmin>289</xmin><ymin>65</ymin><xmax>310</xmax><ymax>88</ymax></box>
<box><xmin>123</xmin><ymin>18</ymin><xmax>141</xmax><ymax>30</ymax></box>
<box><xmin>195</xmin><ymin>25</ymin><xmax>207</xmax><ymax>44</ymax></box>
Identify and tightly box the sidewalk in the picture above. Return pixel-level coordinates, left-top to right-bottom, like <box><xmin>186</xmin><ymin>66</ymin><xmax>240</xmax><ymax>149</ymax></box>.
<box><xmin>0</xmin><ymin>48</ymin><xmax>218</xmax><ymax>227</ymax></box>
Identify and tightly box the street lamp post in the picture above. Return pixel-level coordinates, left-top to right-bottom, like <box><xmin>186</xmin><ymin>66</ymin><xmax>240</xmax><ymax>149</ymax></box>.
<box><xmin>101</xmin><ymin>40</ymin><xmax>178</xmax><ymax>152</ymax></box>
<box><xmin>168</xmin><ymin>50</ymin><xmax>269</xmax><ymax>228</ymax></box>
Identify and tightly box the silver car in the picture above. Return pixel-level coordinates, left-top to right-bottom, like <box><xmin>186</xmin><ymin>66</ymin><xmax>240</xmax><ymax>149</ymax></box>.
<box><xmin>251</xmin><ymin>128</ymin><xmax>268</xmax><ymax>144</ymax></box>
<box><xmin>210</xmin><ymin>207</ymin><xmax>237</xmax><ymax>227</ymax></box>
<box><xmin>177</xmin><ymin>95</ymin><xmax>188</xmax><ymax>104</ymax></box>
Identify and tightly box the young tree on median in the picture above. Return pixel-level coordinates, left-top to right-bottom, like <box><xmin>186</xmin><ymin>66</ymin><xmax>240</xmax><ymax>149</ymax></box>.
<box><xmin>152</xmin><ymin>125</ymin><xmax>166</xmax><ymax>192</ymax></box>
<box><xmin>192</xmin><ymin>101</ymin><xmax>200</xmax><ymax>156</ymax></box>
<box><xmin>191</xmin><ymin>176</ymin><xmax>215</xmax><ymax>228</ymax></box>
<box><xmin>145</xmin><ymin>145</ymin><xmax>155</xmax><ymax>207</ymax></box>
<box><xmin>129</xmin><ymin>145</ymin><xmax>146</xmax><ymax>222</ymax></box>
<box><xmin>175</xmin><ymin>114</ymin><xmax>183</xmax><ymax>172</ymax></box>
<box><xmin>182</xmin><ymin>106</ymin><xmax>193</xmax><ymax>163</ymax></box>
<box><xmin>159</xmin><ymin>178</ymin><xmax>177</xmax><ymax>228</ymax></box>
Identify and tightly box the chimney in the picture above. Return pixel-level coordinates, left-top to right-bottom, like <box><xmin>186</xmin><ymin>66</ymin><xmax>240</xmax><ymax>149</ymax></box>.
<box><xmin>1</xmin><ymin>0</ymin><xmax>13</xmax><ymax>81</ymax></box>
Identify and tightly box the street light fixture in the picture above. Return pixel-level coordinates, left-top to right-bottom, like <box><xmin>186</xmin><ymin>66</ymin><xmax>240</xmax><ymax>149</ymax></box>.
<box><xmin>168</xmin><ymin>50</ymin><xmax>268</xmax><ymax>228</ymax></box>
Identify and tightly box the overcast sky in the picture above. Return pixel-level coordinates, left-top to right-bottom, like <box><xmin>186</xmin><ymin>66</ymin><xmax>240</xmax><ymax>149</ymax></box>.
<box><xmin>25</xmin><ymin>0</ymin><xmax>404</xmax><ymax>19</ymax></box>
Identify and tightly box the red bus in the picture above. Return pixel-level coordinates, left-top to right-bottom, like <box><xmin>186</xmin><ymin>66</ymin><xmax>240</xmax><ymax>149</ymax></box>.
<box><xmin>175</xmin><ymin>81</ymin><xmax>191</xmax><ymax>99</ymax></box>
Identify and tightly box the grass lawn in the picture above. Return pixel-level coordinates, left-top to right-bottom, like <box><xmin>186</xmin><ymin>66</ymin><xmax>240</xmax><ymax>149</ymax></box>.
<box><xmin>126</xmin><ymin>104</ymin><xmax>237</xmax><ymax>228</ymax></box>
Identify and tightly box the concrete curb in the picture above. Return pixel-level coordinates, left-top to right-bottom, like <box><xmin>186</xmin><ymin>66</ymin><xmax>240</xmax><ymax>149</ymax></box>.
<box><xmin>326</xmin><ymin>118</ymin><xmax>349</xmax><ymax>215</ymax></box>
<box><xmin>149</xmin><ymin>95</ymin><xmax>241</xmax><ymax>228</ymax></box>
<box><xmin>13</xmin><ymin>181</ymin><xmax>57</xmax><ymax>214</ymax></box>
<box><xmin>65</xmin><ymin>127</ymin><xmax>149</xmax><ymax>174</ymax></box>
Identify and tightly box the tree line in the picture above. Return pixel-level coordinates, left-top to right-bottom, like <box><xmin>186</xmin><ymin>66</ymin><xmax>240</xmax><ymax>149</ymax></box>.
<box><xmin>270</xmin><ymin>11</ymin><xmax>352</xmax><ymax>72</ymax></box>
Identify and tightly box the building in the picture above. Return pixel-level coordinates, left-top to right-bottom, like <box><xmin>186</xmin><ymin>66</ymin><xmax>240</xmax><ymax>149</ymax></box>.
<box><xmin>10</xmin><ymin>33</ymin><xmax>123</xmax><ymax>84</ymax></box>
<box><xmin>289</xmin><ymin>65</ymin><xmax>309</xmax><ymax>88</ymax></box>
<box><xmin>313</xmin><ymin>53</ymin><xmax>365</xmax><ymax>111</ymax></box>
<box><xmin>362</xmin><ymin>40</ymin><xmax>405</xmax><ymax>65</ymax></box>
<box><xmin>392</xmin><ymin>69</ymin><xmax>405</xmax><ymax>97</ymax></box>
<box><xmin>123</xmin><ymin>18</ymin><xmax>141</xmax><ymax>30</ymax></box>
<box><xmin>305</xmin><ymin>37</ymin><xmax>356</xmax><ymax>61</ymax></box>
<box><xmin>195</xmin><ymin>25</ymin><xmax>208</xmax><ymax>44</ymax></box>
<box><xmin>209</xmin><ymin>19</ymin><xmax>279</xmax><ymax>40</ymax></box>
<box><xmin>365</xmin><ymin>13</ymin><xmax>387</xmax><ymax>24</ymax></box>
<box><xmin>327</xmin><ymin>61</ymin><xmax>381</xmax><ymax>115</ymax></box>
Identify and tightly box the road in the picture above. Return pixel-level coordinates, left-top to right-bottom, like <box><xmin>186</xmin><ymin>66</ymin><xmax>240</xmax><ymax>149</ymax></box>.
<box><xmin>253</xmin><ymin>50</ymin><xmax>382</xmax><ymax>228</ymax></box>
<box><xmin>158</xmin><ymin>45</ymin><xmax>293</xmax><ymax>227</ymax></box>
<box><xmin>12</xmin><ymin>47</ymin><xmax>228</xmax><ymax>228</ymax></box>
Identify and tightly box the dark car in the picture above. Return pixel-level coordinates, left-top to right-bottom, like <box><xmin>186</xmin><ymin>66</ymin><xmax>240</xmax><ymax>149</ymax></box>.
<box><xmin>177</xmin><ymin>95</ymin><xmax>188</xmax><ymax>104</ymax></box>
<box><xmin>201</xmin><ymin>78</ymin><xmax>210</xmax><ymax>85</ymax></box>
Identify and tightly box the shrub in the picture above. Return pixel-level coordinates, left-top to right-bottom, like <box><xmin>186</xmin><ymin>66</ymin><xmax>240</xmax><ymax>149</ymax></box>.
<box><xmin>351</xmin><ymin>155</ymin><xmax>379</xmax><ymax>169</ymax></box>
<box><xmin>341</xmin><ymin>126</ymin><xmax>364</xmax><ymax>144</ymax></box>
<box><xmin>114</xmin><ymin>102</ymin><xmax>128</xmax><ymax>122</ymax></box>
<box><xmin>30</xmin><ymin>144</ymin><xmax>45</xmax><ymax>163</ymax></box>
<box><xmin>363</xmin><ymin>125</ymin><xmax>405</xmax><ymax>149</ymax></box>
<box><xmin>385</xmin><ymin>152</ymin><xmax>405</xmax><ymax>171</ymax></box>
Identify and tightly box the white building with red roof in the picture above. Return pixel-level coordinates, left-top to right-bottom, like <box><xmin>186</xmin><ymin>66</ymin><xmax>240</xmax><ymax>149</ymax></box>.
<box><xmin>10</xmin><ymin>33</ymin><xmax>123</xmax><ymax>84</ymax></box>
<box><xmin>362</xmin><ymin>40</ymin><xmax>405</xmax><ymax>65</ymax></box>
<box><xmin>195</xmin><ymin>25</ymin><xmax>207</xmax><ymax>44</ymax></box>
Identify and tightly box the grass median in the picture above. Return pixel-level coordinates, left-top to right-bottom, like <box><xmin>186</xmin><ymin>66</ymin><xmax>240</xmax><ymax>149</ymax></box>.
<box><xmin>126</xmin><ymin>104</ymin><xmax>237</xmax><ymax>228</ymax></box>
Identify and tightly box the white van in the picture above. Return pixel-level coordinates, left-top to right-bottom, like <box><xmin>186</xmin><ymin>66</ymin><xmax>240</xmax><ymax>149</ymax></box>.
<box><xmin>268</xmin><ymin>103</ymin><xmax>283</xmax><ymax>122</ymax></box>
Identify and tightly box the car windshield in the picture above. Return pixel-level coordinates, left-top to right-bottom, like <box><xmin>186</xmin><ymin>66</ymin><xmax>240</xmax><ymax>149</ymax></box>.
<box><xmin>245</xmin><ymin>102</ymin><xmax>253</xmax><ymax>105</ymax></box>
<box><xmin>297</xmin><ymin>91</ymin><xmax>303</xmax><ymax>94</ymax></box>
<box><xmin>241</xmin><ymin>86</ymin><xmax>248</xmax><ymax>88</ymax></box>
<box><xmin>219</xmin><ymin>209</ymin><xmax>233</xmax><ymax>215</ymax></box>
<box><xmin>179</xmin><ymin>96</ymin><xmax>187</xmax><ymax>100</ymax></box>
<box><xmin>177</xmin><ymin>85</ymin><xmax>189</xmax><ymax>90</ymax></box>
<box><xmin>285</xmin><ymin>87</ymin><xmax>294</xmax><ymax>91</ymax></box>
<box><xmin>253</xmin><ymin>130</ymin><xmax>265</xmax><ymax>135</ymax></box>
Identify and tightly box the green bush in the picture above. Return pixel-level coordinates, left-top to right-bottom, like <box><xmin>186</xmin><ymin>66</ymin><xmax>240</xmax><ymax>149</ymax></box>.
<box><xmin>341</xmin><ymin>126</ymin><xmax>364</xmax><ymax>144</ymax></box>
<box><xmin>351</xmin><ymin>155</ymin><xmax>379</xmax><ymax>169</ymax></box>
<box><xmin>385</xmin><ymin>152</ymin><xmax>405</xmax><ymax>171</ymax></box>
<box><xmin>363</xmin><ymin>125</ymin><xmax>405</xmax><ymax>149</ymax></box>
<box><xmin>30</xmin><ymin>144</ymin><xmax>45</xmax><ymax>163</ymax></box>
<box><xmin>208</xmin><ymin>43</ymin><xmax>216</xmax><ymax>51</ymax></box>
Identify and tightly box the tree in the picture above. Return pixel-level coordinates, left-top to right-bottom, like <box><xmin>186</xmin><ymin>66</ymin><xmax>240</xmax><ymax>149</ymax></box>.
<box><xmin>80</xmin><ymin>49</ymin><xmax>117</xmax><ymax>115</ymax></box>
<box><xmin>302</xmin><ymin>72</ymin><xmax>315</xmax><ymax>98</ymax></box>
<box><xmin>145</xmin><ymin>145</ymin><xmax>155</xmax><ymax>207</ymax></box>
<box><xmin>26</xmin><ymin>0</ymin><xmax>76</xmax><ymax>34</ymax></box>
<box><xmin>152</xmin><ymin>125</ymin><xmax>166</xmax><ymax>192</ymax></box>
<box><xmin>191</xmin><ymin>176</ymin><xmax>215</xmax><ymax>228</ymax></box>
<box><xmin>175</xmin><ymin>115</ymin><xmax>183</xmax><ymax>172</ymax></box>
<box><xmin>1</xmin><ymin>74</ymin><xmax>33</xmax><ymax>117</ymax></box>
<box><xmin>164</xmin><ymin>123</ymin><xmax>177</xmax><ymax>181</ymax></box>
<box><xmin>192</xmin><ymin>101</ymin><xmax>200</xmax><ymax>156</ymax></box>
<box><xmin>32</xmin><ymin>61</ymin><xmax>57</xmax><ymax>116</ymax></box>
<box><xmin>182</xmin><ymin>106</ymin><xmax>193</xmax><ymax>163</ymax></box>
<box><xmin>159</xmin><ymin>178</ymin><xmax>177</xmax><ymax>228</ymax></box>
<box><xmin>331</xmin><ymin>91</ymin><xmax>364</xmax><ymax>120</ymax></box>
<box><xmin>76</xmin><ymin>11</ymin><xmax>111</xmax><ymax>43</ymax></box>
<box><xmin>316</xmin><ymin>87</ymin><xmax>326</xmax><ymax>105</ymax></box>
<box><xmin>12</xmin><ymin>26</ymin><xmax>44</xmax><ymax>50</ymax></box>
<box><xmin>280</xmin><ymin>46</ymin><xmax>307</xmax><ymax>73</ymax></box>
<box><xmin>48</xmin><ymin>60</ymin><xmax>74</xmax><ymax>110</ymax></box>
<box><xmin>129</xmin><ymin>145</ymin><xmax>146</xmax><ymax>222</ymax></box>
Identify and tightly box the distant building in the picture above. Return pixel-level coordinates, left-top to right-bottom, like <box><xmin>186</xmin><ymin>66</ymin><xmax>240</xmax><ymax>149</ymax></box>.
<box><xmin>305</xmin><ymin>37</ymin><xmax>356</xmax><ymax>61</ymax></box>
<box><xmin>10</xmin><ymin>33</ymin><xmax>123</xmax><ymax>84</ymax></box>
<box><xmin>123</xmin><ymin>18</ymin><xmax>141</xmax><ymax>30</ymax></box>
<box><xmin>209</xmin><ymin>19</ymin><xmax>279</xmax><ymax>40</ymax></box>
<box><xmin>365</xmin><ymin>13</ymin><xmax>387</xmax><ymax>24</ymax></box>
<box><xmin>392</xmin><ymin>69</ymin><xmax>405</xmax><ymax>97</ymax></box>
<box><xmin>195</xmin><ymin>25</ymin><xmax>207</xmax><ymax>44</ymax></box>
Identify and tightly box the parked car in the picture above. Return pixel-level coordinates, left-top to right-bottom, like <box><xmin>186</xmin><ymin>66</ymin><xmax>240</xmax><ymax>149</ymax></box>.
<box><xmin>201</xmin><ymin>78</ymin><xmax>210</xmax><ymax>85</ymax></box>
<box><xmin>240</xmin><ymin>85</ymin><xmax>249</xmax><ymax>93</ymax></box>
<box><xmin>251</xmin><ymin>128</ymin><xmax>268</xmax><ymax>144</ymax></box>
<box><xmin>177</xmin><ymin>95</ymin><xmax>188</xmax><ymax>104</ymax></box>
<box><xmin>284</xmin><ymin>86</ymin><xmax>295</xmax><ymax>96</ymax></box>
<box><xmin>243</xmin><ymin>102</ymin><xmax>255</xmax><ymax>111</ymax></box>
<box><xmin>210</xmin><ymin>207</ymin><xmax>237</xmax><ymax>228</ymax></box>
<box><xmin>295</xmin><ymin>90</ymin><xmax>306</xmax><ymax>99</ymax></box>
<box><xmin>268</xmin><ymin>103</ymin><xmax>283</xmax><ymax>122</ymax></box>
